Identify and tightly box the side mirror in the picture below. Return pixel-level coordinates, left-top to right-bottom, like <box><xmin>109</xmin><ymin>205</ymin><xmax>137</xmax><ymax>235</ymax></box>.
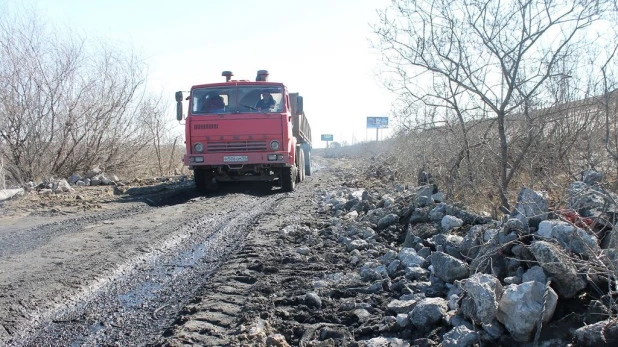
<box><xmin>297</xmin><ymin>96</ymin><xmax>304</xmax><ymax>115</ymax></box>
<box><xmin>176</xmin><ymin>102</ymin><xmax>183</xmax><ymax>121</ymax></box>
<box><xmin>175</xmin><ymin>91</ymin><xmax>184</xmax><ymax>121</ymax></box>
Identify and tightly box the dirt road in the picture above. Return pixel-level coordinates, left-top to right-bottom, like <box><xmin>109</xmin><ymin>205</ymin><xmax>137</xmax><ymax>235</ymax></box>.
<box><xmin>0</xmin><ymin>155</ymin><xmax>342</xmax><ymax>346</ymax></box>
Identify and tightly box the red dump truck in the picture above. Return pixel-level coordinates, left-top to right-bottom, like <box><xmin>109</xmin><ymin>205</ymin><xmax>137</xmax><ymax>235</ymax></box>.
<box><xmin>175</xmin><ymin>70</ymin><xmax>312</xmax><ymax>193</ymax></box>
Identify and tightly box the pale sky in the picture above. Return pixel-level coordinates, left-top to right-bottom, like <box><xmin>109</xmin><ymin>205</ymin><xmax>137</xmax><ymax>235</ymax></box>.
<box><xmin>12</xmin><ymin>0</ymin><xmax>397</xmax><ymax>148</ymax></box>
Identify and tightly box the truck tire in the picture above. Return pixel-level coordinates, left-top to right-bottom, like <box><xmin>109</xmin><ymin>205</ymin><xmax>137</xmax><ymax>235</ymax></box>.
<box><xmin>298</xmin><ymin>150</ymin><xmax>305</xmax><ymax>182</ymax></box>
<box><xmin>194</xmin><ymin>169</ymin><xmax>217</xmax><ymax>194</ymax></box>
<box><xmin>301</xmin><ymin>143</ymin><xmax>311</xmax><ymax>176</ymax></box>
<box><xmin>282</xmin><ymin>167</ymin><xmax>296</xmax><ymax>192</ymax></box>
<box><xmin>194</xmin><ymin>169</ymin><xmax>207</xmax><ymax>194</ymax></box>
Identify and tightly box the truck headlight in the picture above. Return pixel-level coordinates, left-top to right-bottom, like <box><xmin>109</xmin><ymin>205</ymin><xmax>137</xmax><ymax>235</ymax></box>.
<box><xmin>194</xmin><ymin>142</ymin><xmax>204</xmax><ymax>153</ymax></box>
<box><xmin>270</xmin><ymin>140</ymin><xmax>280</xmax><ymax>150</ymax></box>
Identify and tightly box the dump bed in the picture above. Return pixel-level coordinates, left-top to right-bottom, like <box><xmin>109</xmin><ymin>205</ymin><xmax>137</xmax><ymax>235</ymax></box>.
<box><xmin>289</xmin><ymin>92</ymin><xmax>312</xmax><ymax>146</ymax></box>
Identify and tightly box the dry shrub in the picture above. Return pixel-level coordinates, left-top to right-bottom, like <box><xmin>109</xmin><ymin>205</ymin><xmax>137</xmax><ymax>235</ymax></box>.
<box><xmin>0</xmin><ymin>5</ymin><xmax>179</xmax><ymax>185</ymax></box>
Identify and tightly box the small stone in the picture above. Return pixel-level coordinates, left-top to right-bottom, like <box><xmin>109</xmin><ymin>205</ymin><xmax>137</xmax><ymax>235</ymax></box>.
<box><xmin>362</xmin><ymin>281</ymin><xmax>384</xmax><ymax>294</ymax></box>
<box><xmin>530</xmin><ymin>241</ymin><xmax>586</xmax><ymax>298</ymax></box>
<box><xmin>584</xmin><ymin>300</ymin><xmax>609</xmax><ymax>324</ymax></box>
<box><xmin>417</xmin><ymin>247</ymin><xmax>431</xmax><ymax>258</ymax></box>
<box><xmin>398</xmin><ymin>248</ymin><xmax>426</xmax><ymax>267</ymax></box>
<box><xmin>448</xmin><ymin>294</ymin><xmax>460</xmax><ymax>311</ymax></box>
<box><xmin>363</xmin><ymin>228</ymin><xmax>376</xmax><ymax>239</ymax></box>
<box><xmin>504</xmin><ymin>276</ymin><xmax>521</xmax><ymax>285</ymax></box>
<box><xmin>522</xmin><ymin>266</ymin><xmax>546</xmax><ymax>284</ymax></box>
<box><xmin>415</xmin><ymin>195</ymin><xmax>434</xmax><ymax>207</ymax></box>
<box><xmin>387</xmin><ymin>260</ymin><xmax>401</xmax><ymax>275</ymax></box>
<box><xmin>344</xmin><ymin>211</ymin><xmax>359</xmax><ymax>219</ymax></box>
<box><xmin>574</xmin><ymin>319</ymin><xmax>618</xmax><ymax>346</ymax></box>
<box><xmin>442</xmin><ymin>215</ymin><xmax>464</xmax><ymax>231</ymax></box>
<box><xmin>266</xmin><ymin>334</ymin><xmax>291</xmax><ymax>347</ymax></box>
<box><xmin>537</xmin><ymin>220</ymin><xmax>600</xmax><ymax>255</ymax></box>
<box><xmin>360</xmin><ymin>263</ymin><xmax>388</xmax><ymax>281</ymax></box>
<box><xmin>582</xmin><ymin>169</ymin><xmax>603</xmax><ymax>186</ymax></box>
<box><xmin>378</xmin><ymin>214</ymin><xmax>399</xmax><ymax>230</ymax></box>
<box><xmin>497</xmin><ymin>281</ymin><xmax>558</xmax><ymax>342</ymax></box>
<box><xmin>442</xmin><ymin>326</ymin><xmax>479</xmax><ymax>347</ymax></box>
<box><xmin>347</xmin><ymin>239</ymin><xmax>368</xmax><ymax>252</ymax></box>
<box><xmin>449</xmin><ymin>314</ymin><xmax>474</xmax><ymax>329</ymax></box>
<box><xmin>380</xmin><ymin>250</ymin><xmax>398</xmax><ymax>263</ymax></box>
<box><xmin>353</xmin><ymin>309</ymin><xmax>371</xmax><ymax>323</ymax></box>
<box><xmin>396</xmin><ymin>313</ymin><xmax>410</xmax><ymax>328</ymax></box>
<box><xmin>318</xmin><ymin>326</ymin><xmax>351</xmax><ymax>341</ymax></box>
<box><xmin>364</xmin><ymin>337</ymin><xmax>410</xmax><ymax>347</ymax></box>
<box><xmin>409</xmin><ymin>297</ymin><xmax>448</xmax><ymax>329</ymax></box>
<box><xmin>405</xmin><ymin>266</ymin><xmax>429</xmax><ymax>280</ymax></box>
<box><xmin>484</xmin><ymin>229</ymin><xmax>498</xmax><ymax>242</ymax></box>
<box><xmin>431</xmin><ymin>252</ymin><xmax>469</xmax><ymax>283</ymax></box>
<box><xmin>462</xmin><ymin>273</ymin><xmax>503</xmax><ymax>324</ymax></box>
<box><xmin>432</xmin><ymin>192</ymin><xmax>444</xmax><ymax>202</ymax></box>
<box><xmin>387</xmin><ymin>299</ymin><xmax>417</xmax><ymax>314</ymax></box>
<box><xmin>482</xmin><ymin>320</ymin><xmax>505</xmax><ymax>340</ymax></box>
<box><xmin>295</xmin><ymin>247</ymin><xmax>310</xmax><ymax>255</ymax></box>
<box><xmin>305</xmin><ymin>293</ymin><xmax>322</xmax><ymax>308</ymax></box>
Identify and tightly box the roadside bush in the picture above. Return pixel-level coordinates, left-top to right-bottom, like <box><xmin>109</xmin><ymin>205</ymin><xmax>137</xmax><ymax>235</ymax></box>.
<box><xmin>0</xmin><ymin>6</ymin><xmax>179</xmax><ymax>186</ymax></box>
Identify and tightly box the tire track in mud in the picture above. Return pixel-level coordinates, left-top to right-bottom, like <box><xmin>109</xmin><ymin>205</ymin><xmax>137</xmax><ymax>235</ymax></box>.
<box><xmin>11</xmin><ymin>193</ymin><xmax>283</xmax><ymax>347</ymax></box>
<box><xmin>158</xmin><ymin>173</ymin><xmax>326</xmax><ymax>346</ymax></box>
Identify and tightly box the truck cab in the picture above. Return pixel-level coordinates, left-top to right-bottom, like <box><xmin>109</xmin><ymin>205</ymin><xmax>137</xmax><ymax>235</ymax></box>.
<box><xmin>176</xmin><ymin>70</ymin><xmax>312</xmax><ymax>193</ymax></box>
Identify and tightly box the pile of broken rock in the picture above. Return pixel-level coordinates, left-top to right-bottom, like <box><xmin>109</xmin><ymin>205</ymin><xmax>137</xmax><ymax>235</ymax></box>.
<box><xmin>307</xmin><ymin>169</ymin><xmax>618</xmax><ymax>346</ymax></box>
<box><xmin>10</xmin><ymin>167</ymin><xmax>124</xmax><ymax>198</ymax></box>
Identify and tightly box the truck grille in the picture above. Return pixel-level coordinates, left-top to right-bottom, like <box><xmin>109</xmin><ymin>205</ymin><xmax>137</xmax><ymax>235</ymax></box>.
<box><xmin>194</xmin><ymin>124</ymin><xmax>218</xmax><ymax>130</ymax></box>
<box><xmin>207</xmin><ymin>141</ymin><xmax>267</xmax><ymax>153</ymax></box>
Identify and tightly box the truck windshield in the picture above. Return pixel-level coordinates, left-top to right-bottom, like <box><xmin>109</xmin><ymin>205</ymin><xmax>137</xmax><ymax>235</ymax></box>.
<box><xmin>191</xmin><ymin>85</ymin><xmax>284</xmax><ymax>115</ymax></box>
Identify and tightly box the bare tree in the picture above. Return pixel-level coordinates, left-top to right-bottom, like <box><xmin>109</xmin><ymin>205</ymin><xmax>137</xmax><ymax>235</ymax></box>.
<box><xmin>0</xmin><ymin>6</ymin><xmax>173</xmax><ymax>183</ymax></box>
<box><xmin>373</xmin><ymin>0</ymin><xmax>617</xmax><ymax>210</ymax></box>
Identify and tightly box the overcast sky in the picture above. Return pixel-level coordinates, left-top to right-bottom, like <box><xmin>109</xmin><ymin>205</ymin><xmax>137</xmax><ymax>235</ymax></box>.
<box><xmin>8</xmin><ymin>0</ymin><xmax>397</xmax><ymax>147</ymax></box>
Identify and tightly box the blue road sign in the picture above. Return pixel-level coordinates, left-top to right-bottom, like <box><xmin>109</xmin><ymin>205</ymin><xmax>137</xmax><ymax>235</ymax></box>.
<box><xmin>367</xmin><ymin>117</ymin><xmax>389</xmax><ymax>129</ymax></box>
<box><xmin>321</xmin><ymin>134</ymin><xmax>334</xmax><ymax>141</ymax></box>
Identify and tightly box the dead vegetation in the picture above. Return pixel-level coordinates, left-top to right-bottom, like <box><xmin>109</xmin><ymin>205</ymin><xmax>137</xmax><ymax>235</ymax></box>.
<box><xmin>371</xmin><ymin>0</ymin><xmax>618</xmax><ymax>216</ymax></box>
<box><xmin>0</xmin><ymin>5</ymin><xmax>182</xmax><ymax>187</ymax></box>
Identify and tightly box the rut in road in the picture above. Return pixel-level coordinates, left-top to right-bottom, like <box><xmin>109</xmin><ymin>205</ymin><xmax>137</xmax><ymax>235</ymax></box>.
<box><xmin>14</xmin><ymin>193</ymin><xmax>282</xmax><ymax>347</ymax></box>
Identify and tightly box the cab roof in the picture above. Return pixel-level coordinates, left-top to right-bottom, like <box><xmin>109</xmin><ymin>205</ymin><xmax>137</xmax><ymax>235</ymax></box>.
<box><xmin>191</xmin><ymin>81</ymin><xmax>286</xmax><ymax>90</ymax></box>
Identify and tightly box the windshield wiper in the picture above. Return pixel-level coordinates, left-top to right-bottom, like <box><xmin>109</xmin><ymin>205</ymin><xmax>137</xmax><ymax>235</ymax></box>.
<box><xmin>239</xmin><ymin>103</ymin><xmax>258</xmax><ymax>111</ymax></box>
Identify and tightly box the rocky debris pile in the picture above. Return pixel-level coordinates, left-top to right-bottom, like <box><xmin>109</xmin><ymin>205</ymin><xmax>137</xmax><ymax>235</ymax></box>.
<box><xmin>11</xmin><ymin>166</ymin><xmax>123</xmax><ymax>197</ymax></box>
<box><xmin>266</xmin><ymin>168</ymin><xmax>618</xmax><ymax>346</ymax></box>
<box><xmin>7</xmin><ymin>166</ymin><xmax>189</xmax><ymax>199</ymax></box>
<box><xmin>67</xmin><ymin>166</ymin><xmax>121</xmax><ymax>187</ymax></box>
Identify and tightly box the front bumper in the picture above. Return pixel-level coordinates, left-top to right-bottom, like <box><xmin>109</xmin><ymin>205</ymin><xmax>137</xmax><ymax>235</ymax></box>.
<box><xmin>184</xmin><ymin>151</ymin><xmax>292</xmax><ymax>167</ymax></box>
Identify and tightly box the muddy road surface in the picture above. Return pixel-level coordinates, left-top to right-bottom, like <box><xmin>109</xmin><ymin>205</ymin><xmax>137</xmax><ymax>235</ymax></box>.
<box><xmin>0</xmin><ymin>156</ymin><xmax>336</xmax><ymax>346</ymax></box>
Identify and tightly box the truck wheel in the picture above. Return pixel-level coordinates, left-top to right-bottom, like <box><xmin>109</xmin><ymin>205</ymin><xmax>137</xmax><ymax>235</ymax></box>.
<box><xmin>304</xmin><ymin>149</ymin><xmax>311</xmax><ymax>176</ymax></box>
<box><xmin>298</xmin><ymin>150</ymin><xmax>305</xmax><ymax>182</ymax></box>
<box><xmin>194</xmin><ymin>169</ymin><xmax>207</xmax><ymax>194</ymax></box>
<box><xmin>301</xmin><ymin>143</ymin><xmax>311</xmax><ymax>176</ymax></box>
<box><xmin>282</xmin><ymin>167</ymin><xmax>296</xmax><ymax>192</ymax></box>
<box><xmin>204</xmin><ymin>175</ymin><xmax>218</xmax><ymax>192</ymax></box>
<box><xmin>194</xmin><ymin>169</ymin><xmax>217</xmax><ymax>194</ymax></box>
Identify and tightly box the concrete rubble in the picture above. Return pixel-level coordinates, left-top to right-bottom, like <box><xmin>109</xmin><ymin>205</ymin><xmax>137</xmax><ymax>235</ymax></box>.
<box><xmin>252</xmin><ymin>163</ymin><xmax>618</xmax><ymax>346</ymax></box>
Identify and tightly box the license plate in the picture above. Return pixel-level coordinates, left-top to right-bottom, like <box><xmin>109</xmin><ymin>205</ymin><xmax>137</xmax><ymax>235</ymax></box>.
<box><xmin>223</xmin><ymin>155</ymin><xmax>248</xmax><ymax>162</ymax></box>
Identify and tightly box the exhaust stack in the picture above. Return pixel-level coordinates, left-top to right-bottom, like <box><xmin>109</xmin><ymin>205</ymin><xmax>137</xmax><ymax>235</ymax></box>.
<box><xmin>222</xmin><ymin>71</ymin><xmax>233</xmax><ymax>82</ymax></box>
<box><xmin>256</xmin><ymin>70</ymin><xmax>269</xmax><ymax>81</ymax></box>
